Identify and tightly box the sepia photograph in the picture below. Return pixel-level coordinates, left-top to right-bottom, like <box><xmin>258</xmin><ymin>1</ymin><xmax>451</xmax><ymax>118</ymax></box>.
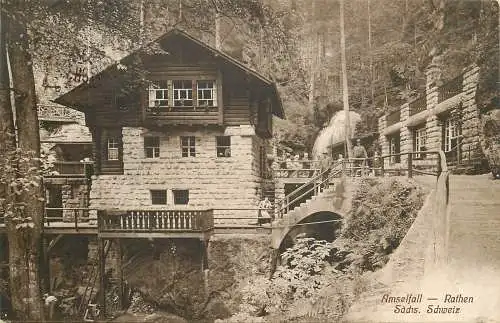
<box><xmin>0</xmin><ymin>0</ymin><xmax>499</xmax><ymax>322</ymax></box>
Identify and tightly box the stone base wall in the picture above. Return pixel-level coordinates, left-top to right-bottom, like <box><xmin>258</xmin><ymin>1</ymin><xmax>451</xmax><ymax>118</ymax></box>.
<box><xmin>62</xmin><ymin>183</ymin><xmax>89</xmax><ymax>221</ymax></box>
<box><xmin>90</xmin><ymin>125</ymin><xmax>269</xmax><ymax>226</ymax></box>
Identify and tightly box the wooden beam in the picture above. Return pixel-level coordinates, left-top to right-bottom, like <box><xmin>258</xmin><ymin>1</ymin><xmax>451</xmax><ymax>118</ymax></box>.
<box><xmin>217</xmin><ymin>70</ymin><xmax>224</xmax><ymax>125</ymax></box>
<box><xmin>98</xmin><ymin>238</ymin><xmax>106</xmax><ymax>319</ymax></box>
<box><xmin>118</xmin><ymin>239</ymin><xmax>124</xmax><ymax>310</ymax></box>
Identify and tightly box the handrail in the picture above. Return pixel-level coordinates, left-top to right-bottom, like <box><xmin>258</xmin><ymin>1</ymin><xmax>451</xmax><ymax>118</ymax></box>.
<box><xmin>275</xmin><ymin>161</ymin><xmax>344</xmax><ymax>219</ymax></box>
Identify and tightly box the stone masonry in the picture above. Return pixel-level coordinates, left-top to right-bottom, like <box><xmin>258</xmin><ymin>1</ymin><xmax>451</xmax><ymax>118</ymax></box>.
<box><xmin>89</xmin><ymin>125</ymin><xmax>270</xmax><ymax>226</ymax></box>
<box><xmin>379</xmin><ymin>63</ymin><xmax>482</xmax><ymax>168</ymax></box>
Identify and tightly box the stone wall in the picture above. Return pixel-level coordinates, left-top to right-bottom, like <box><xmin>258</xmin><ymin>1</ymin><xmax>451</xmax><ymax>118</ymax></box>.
<box><xmin>89</xmin><ymin>125</ymin><xmax>270</xmax><ymax>225</ymax></box>
<box><xmin>379</xmin><ymin>63</ymin><xmax>482</xmax><ymax>169</ymax></box>
<box><xmin>61</xmin><ymin>183</ymin><xmax>89</xmax><ymax>221</ymax></box>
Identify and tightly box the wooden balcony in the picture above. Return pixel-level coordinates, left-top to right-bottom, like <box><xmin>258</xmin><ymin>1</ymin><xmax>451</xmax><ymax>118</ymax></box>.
<box><xmin>37</xmin><ymin>104</ymin><xmax>84</xmax><ymax>122</ymax></box>
<box><xmin>438</xmin><ymin>74</ymin><xmax>463</xmax><ymax>103</ymax></box>
<box><xmin>145</xmin><ymin>106</ymin><xmax>220</xmax><ymax>126</ymax></box>
<box><xmin>47</xmin><ymin>161</ymin><xmax>94</xmax><ymax>177</ymax></box>
<box><xmin>98</xmin><ymin>209</ymin><xmax>214</xmax><ymax>239</ymax></box>
<box><xmin>409</xmin><ymin>96</ymin><xmax>426</xmax><ymax>116</ymax></box>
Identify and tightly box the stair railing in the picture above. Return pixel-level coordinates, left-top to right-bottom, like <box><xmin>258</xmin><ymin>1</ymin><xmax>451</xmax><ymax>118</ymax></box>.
<box><xmin>274</xmin><ymin>161</ymin><xmax>344</xmax><ymax>219</ymax></box>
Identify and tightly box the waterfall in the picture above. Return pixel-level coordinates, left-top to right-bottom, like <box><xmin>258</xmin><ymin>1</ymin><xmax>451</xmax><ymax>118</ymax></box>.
<box><xmin>311</xmin><ymin>111</ymin><xmax>361</xmax><ymax>160</ymax></box>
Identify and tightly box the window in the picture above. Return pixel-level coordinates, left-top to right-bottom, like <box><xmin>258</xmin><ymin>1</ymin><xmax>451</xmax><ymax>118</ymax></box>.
<box><xmin>173</xmin><ymin>189</ymin><xmax>189</xmax><ymax>205</ymax></box>
<box><xmin>216</xmin><ymin>136</ymin><xmax>231</xmax><ymax>157</ymax></box>
<box><xmin>413</xmin><ymin>126</ymin><xmax>427</xmax><ymax>159</ymax></box>
<box><xmin>151</xmin><ymin>190</ymin><xmax>167</xmax><ymax>205</ymax></box>
<box><xmin>144</xmin><ymin>137</ymin><xmax>160</xmax><ymax>158</ymax></box>
<box><xmin>443</xmin><ymin>118</ymin><xmax>461</xmax><ymax>152</ymax></box>
<box><xmin>173</xmin><ymin>80</ymin><xmax>193</xmax><ymax>107</ymax></box>
<box><xmin>148</xmin><ymin>81</ymin><xmax>169</xmax><ymax>108</ymax></box>
<box><xmin>388</xmin><ymin>134</ymin><xmax>401</xmax><ymax>164</ymax></box>
<box><xmin>197</xmin><ymin>81</ymin><xmax>215</xmax><ymax>107</ymax></box>
<box><xmin>180</xmin><ymin>136</ymin><xmax>196</xmax><ymax>157</ymax></box>
<box><xmin>107</xmin><ymin>138</ymin><xmax>119</xmax><ymax>160</ymax></box>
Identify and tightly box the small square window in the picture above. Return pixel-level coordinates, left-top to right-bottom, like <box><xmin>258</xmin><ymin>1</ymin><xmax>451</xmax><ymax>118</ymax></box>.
<box><xmin>216</xmin><ymin>136</ymin><xmax>231</xmax><ymax>157</ymax></box>
<box><xmin>144</xmin><ymin>136</ymin><xmax>160</xmax><ymax>158</ymax></box>
<box><xmin>173</xmin><ymin>190</ymin><xmax>189</xmax><ymax>205</ymax></box>
<box><xmin>180</xmin><ymin>136</ymin><xmax>196</xmax><ymax>157</ymax></box>
<box><xmin>151</xmin><ymin>190</ymin><xmax>167</xmax><ymax>205</ymax></box>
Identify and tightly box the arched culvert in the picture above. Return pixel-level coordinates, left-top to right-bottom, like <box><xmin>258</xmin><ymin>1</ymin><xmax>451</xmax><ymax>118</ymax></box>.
<box><xmin>278</xmin><ymin>211</ymin><xmax>343</xmax><ymax>253</ymax></box>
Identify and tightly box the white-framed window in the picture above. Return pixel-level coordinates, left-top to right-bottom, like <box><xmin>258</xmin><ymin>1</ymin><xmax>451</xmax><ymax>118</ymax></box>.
<box><xmin>197</xmin><ymin>80</ymin><xmax>216</xmax><ymax>107</ymax></box>
<box><xmin>443</xmin><ymin>118</ymin><xmax>461</xmax><ymax>152</ymax></box>
<box><xmin>388</xmin><ymin>134</ymin><xmax>401</xmax><ymax>164</ymax></box>
<box><xmin>148</xmin><ymin>81</ymin><xmax>169</xmax><ymax>108</ymax></box>
<box><xmin>413</xmin><ymin>126</ymin><xmax>427</xmax><ymax>159</ymax></box>
<box><xmin>107</xmin><ymin>138</ymin><xmax>119</xmax><ymax>161</ymax></box>
<box><xmin>180</xmin><ymin>136</ymin><xmax>196</xmax><ymax>157</ymax></box>
<box><xmin>144</xmin><ymin>136</ymin><xmax>160</xmax><ymax>158</ymax></box>
<box><xmin>216</xmin><ymin>136</ymin><xmax>231</xmax><ymax>157</ymax></box>
<box><xmin>173</xmin><ymin>80</ymin><xmax>193</xmax><ymax>107</ymax></box>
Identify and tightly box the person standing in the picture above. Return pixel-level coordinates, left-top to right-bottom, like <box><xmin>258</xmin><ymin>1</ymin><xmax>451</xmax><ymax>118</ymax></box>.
<box><xmin>352</xmin><ymin>139</ymin><xmax>368</xmax><ymax>176</ymax></box>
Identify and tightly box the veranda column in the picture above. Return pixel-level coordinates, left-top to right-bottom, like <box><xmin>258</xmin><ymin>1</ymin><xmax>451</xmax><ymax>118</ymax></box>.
<box><xmin>460</xmin><ymin>64</ymin><xmax>481</xmax><ymax>162</ymax></box>
<box><xmin>425</xmin><ymin>62</ymin><xmax>442</xmax><ymax>154</ymax></box>
<box><xmin>400</xmin><ymin>103</ymin><xmax>411</xmax><ymax>166</ymax></box>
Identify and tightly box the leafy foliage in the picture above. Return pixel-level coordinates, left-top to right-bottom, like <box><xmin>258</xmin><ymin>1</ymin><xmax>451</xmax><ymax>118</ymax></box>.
<box><xmin>0</xmin><ymin>147</ymin><xmax>53</xmax><ymax>229</ymax></box>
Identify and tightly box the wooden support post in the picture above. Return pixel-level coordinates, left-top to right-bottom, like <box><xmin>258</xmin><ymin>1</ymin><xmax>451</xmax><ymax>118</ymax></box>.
<box><xmin>98</xmin><ymin>238</ymin><xmax>106</xmax><ymax>319</ymax></box>
<box><xmin>42</xmin><ymin>237</ymin><xmax>50</xmax><ymax>293</ymax></box>
<box><xmin>118</xmin><ymin>238</ymin><xmax>124</xmax><ymax>310</ymax></box>
<box><xmin>408</xmin><ymin>153</ymin><xmax>413</xmax><ymax>178</ymax></box>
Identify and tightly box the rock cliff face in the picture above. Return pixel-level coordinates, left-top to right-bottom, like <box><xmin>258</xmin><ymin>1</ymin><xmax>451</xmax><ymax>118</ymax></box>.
<box><xmin>119</xmin><ymin>235</ymin><xmax>272</xmax><ymax>321</ymax></box>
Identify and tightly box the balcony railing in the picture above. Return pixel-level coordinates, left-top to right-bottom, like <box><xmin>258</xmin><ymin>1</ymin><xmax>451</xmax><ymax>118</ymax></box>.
<box><xmin>99</xmin><ymin>209</ymin><xmax>214</xmax><ymax>232</ymax></box>
<box><xmin>273</xmin><ymin>160</ymin><xmax>322</xmax><ymax>178</ymax></box>
<box><xmin>37</xmin><ymin>104</ymin><xmax>84</xmax><ymax>122</ymax></box>
<box><xmin>386</xmin><ymin>109</ymin><xmax>401</xmax><ymax>127</ymax></box>
<box><xmin>409</xmin><ymin>96</ymin><xmax>426</xmax><ymax>116</ymax></box>
<box><xmin>438</xmin><ymin>74</ymin><xmax>463</xmax><ymax>103</ymax></box>
<box><xmin>48</xmin><ymin>161</ymin><xmax>94</xmax><ymax>177</ymax></box>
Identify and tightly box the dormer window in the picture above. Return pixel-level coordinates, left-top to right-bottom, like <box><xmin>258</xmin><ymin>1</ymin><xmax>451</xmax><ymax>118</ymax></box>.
<box><xmin>148</xmin><ymin>81</ymin><xmax>169</xmax><ymax>108</ymax></box>
<box><xmin>173</xmin><ymin>80</ymin><xmax>193</xmax><ymax>107</ymax></box>
<box><xmin>146</xmin><ymin>79</ymin><xmax>217</xmax><ymax>112</ymax></box>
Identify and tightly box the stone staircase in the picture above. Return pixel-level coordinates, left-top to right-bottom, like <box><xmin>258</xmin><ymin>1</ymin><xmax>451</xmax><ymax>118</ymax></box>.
<box><xmin>271</xmin><ymin>171</ymin><xmax>351</xmax><ymax>249</ymax></box>
<box><xmin>345</xmin><ymin>175</ymin><xmax>500</xmax><ymax>322</ymax></box>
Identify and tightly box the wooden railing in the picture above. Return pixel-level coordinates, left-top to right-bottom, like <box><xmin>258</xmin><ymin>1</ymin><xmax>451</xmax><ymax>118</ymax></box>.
<box><xmin>274</xmin><ymin>161</ymin><xmax>344</xmax><ymax>218</ymax></box>
<box><xmin>386</xmin><ymin>109</ymin><xmax>401</xmax><ymax>126</ymax></box>
<box><xmin>273</xmin><ymin>152</ymin><xmax>446</xmax><ymax>220</ymax></box>
<box><xmin>44</xmin><ymin>207</ymin><xmax>91</xmax><ymax>230</ymax></box>
<box><xmin>49</xmin><ymin>161</ymin><xmax>94</xmax><ymax>177</ymax></box>
<box><xmin>99</xmin><ymin>209</ymin><xmax>214</xmax><ymax>232</ymax></box>
<box><xmin>409</xmin><ymin>96</ymin><xmax>426</xmax><ymax>116</ymax></box>
<box><xmin>273</xmin><ymin>160</ymin><xmax>322</xmax><ymax>178</ymax></box>
<box><xmin>37</xmin><ymin>104</ymin><xmax>84</xmax><ymax>122</ymax></box>
<box><xmin>438</xmin><ymin>74</ymin><xmax>463</xmax><ymax>103</ymax></box>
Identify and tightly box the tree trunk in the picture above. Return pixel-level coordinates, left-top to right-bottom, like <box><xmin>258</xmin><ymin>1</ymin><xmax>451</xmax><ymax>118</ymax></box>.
<box><xmin>5</xmin><ymin>16</ymin><xmax>45</xmax><ymax>322</ymax></box>
<box><xmin>340</xmin><ymin>0</ymin><xmax>352</xmax><ymax>158</ymax></box>
<box><xmin>307</xmin><ymin>0</ymin><xmax>316</xmax><ymax>111</ymax></box>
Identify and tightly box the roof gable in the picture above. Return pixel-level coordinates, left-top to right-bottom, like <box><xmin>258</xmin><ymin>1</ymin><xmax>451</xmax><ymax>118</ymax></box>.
<box><xmin>54</xmin><ymin>28</ymin><xmax>284</xmax><ymax>119</ymax></box>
